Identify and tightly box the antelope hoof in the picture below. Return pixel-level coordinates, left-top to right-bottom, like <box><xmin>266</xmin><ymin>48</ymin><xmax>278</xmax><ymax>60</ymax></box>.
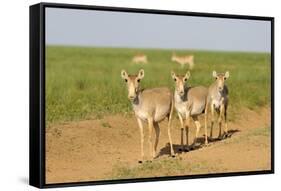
<box><xmin>205</xmin><ymin>140</ymin><xmax>209</xmax><ymax>145</ymax></box>
<box><xmin>223</xmin><ymin>132</ymin><xmax>229</xmax><ymax>138</ymax></box>
<box><xmin>190</xmin><ymin>145</ymin><xmax>195</xmax><ymax>150</ymax></box>
<box><xmin>184</xmin><ymin>147</ymin><xmax>190</xmax><ymax>152</ymax></box>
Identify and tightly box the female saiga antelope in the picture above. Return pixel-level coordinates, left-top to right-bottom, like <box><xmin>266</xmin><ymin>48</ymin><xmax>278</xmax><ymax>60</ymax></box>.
<box><xmin>171</xmin><ymin>53</ymin><xmax>194</xmax><ymax>69</ymax></box>
<box><xmin>171</xmin><ymin>71</ymin><xmax>208</xmax><ymax>151</ymax></box>
<box><xmin>132</xmin><ymin>53</ymin><xmax>148</xmax><ymax>64</ymax></box>
<box><xmin>121</xmin><ymin>69</ymin><xmax>175</xmax><ymax>163</ymax></box>
<box><xmin>204</xmin><ymin>71</ymin><xmax>229</xmax><ymax>141</ymax></box>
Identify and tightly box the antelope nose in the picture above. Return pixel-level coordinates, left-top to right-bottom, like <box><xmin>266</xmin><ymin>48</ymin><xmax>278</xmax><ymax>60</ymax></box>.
<box><xmin>128</xmin><ymin>95</ymin><xmax>135</xmax><ymax>100</ymax></box>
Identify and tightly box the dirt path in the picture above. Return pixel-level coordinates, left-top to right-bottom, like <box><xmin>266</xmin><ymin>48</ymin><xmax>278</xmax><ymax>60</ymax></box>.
<box><xmin>46</xmin><ymin>107</ymin><xmax>271</xmax><ymax>183</ymax></box>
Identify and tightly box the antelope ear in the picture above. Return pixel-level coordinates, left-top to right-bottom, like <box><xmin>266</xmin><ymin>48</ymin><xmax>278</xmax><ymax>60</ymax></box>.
<box><xmin>121</xmin><ymin>70</ymin><xmax>128</xmax><ymax>79</ymax></box>
<box><xmin>212</xmin><ymin>71</ymin><xmax>217</xmax><ymax>78</ymax></box>
<box><xmin>184</xmin><ymin>71</ymin><xmax>191</xmax><ymax>79</ymax></box>
<box><xmin>225</xmin><ymin>71</ymin><xmax>230</xmax><ymax>79</ymax></box>
<box><xmin>137</xmin><ymin>69</ymin><xmax>144</xmax><ymax>79</ymax></box>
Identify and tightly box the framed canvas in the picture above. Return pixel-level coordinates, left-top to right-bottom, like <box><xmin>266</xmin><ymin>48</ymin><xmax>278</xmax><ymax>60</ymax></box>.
<box><xmin>29</xmin><ymin>2</ymin><xmax>274</xmax><ymax>188</ymax></box>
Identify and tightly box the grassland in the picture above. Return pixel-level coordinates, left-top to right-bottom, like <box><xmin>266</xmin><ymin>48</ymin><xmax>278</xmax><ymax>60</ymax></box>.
<box><xmin>46</xmin><ymin>46</ymin><xmax>271</xmax><ymax>124</ymax></box>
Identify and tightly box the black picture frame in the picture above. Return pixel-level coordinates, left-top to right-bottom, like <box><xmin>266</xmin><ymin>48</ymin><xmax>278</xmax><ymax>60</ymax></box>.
<box><xmin>29</xmin><ymin>2</ymin><xmax>275</xmax><ymax>189</ymax></box>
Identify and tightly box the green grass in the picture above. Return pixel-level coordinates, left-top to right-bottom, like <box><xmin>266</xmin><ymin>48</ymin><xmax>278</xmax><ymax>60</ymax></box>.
<box><xmin>110</xmin><ymin>159</ymin><xmax>185</xmax><ymax>179</ymax></box>
<box><xmin>101</xmin><ymin>122</ymin><xmax>112</xmax><ymax>128</ymax></box>
<box><xmin>110</xmin><ymin>158</ymin><xmax>225</xmax><ymax>179</ymax></box>
<box><xmin>46</xmin><ymin>46</ymin><xmax>271</xmax><ymax>124</ymax></box>
<box><xmin>219</xmin><ymin>126</ymin><xmax>271</xmax><ymax>147</ymax></box>
<box><xmin>251</xmin><ymin>126</ymin><xmax>271</xmax><ymax>137</ymax></box>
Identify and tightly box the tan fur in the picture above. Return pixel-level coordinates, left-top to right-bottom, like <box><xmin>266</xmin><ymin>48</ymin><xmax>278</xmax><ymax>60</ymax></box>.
<box><xmin>171</xmin><ymin>53</ymin><xmax>194</xmax><ymax>69</ymax></box>
<box><xmin>132</xmin><ymin>53</ymin><xmax>148</xmax><ymax>64</ymax></box>
<box><xmin>204</xmin><ymin>71</ymin><xmax>229</xmax><ymax>142</ymax></box>
<box><xmin>121</xmin><ymin>69</ymin><xmax>175</xmax><ymax>162</ymax></box>
<box><xmin>171</xmin><ymin>71</ymin><xmax>208</xmax><ymax>151</ymax></box>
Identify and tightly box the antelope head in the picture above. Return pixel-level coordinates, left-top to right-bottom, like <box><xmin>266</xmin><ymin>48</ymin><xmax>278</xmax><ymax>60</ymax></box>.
<box><xmin>212</xmin><ymin>71</ymin><xmax>230</xmax><ymax>92</ymax></box>
<box><xmin>171</xmin><ymin>70</ymin><xmax>190</xmax><ymax>97</ymax></box>
<box><xmin>121</xmin><ymin>69</ymin><xmax>144</xmax><ymax>101</ymax></box>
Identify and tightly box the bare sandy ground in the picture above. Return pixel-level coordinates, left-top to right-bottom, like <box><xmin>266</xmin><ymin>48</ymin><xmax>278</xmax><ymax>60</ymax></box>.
<box><xmin>46</xmin><ymin>107</ymin><xmax>271</xmax><ymax>183</ymax></box>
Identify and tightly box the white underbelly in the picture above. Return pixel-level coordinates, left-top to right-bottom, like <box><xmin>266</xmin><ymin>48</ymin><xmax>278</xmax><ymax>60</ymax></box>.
<box><xmin>134</xmin><ymin>110</ymin><xmax>168</xmax><ymax>122</ymax></box>
<box><xmin>154</xmin><ymin>112</ymin><xmax>167</xmax><ymax>122</ymax></box>
<box><xmin>175</xmin><ymin>102</ymin><xmax>205</xmax><ymax>117</ymax></box>
<box><xmin>135</xmin><ymin>110</ymin><xmax>148</xmax><ymax>121</ymax></box>
<box><xmin>212</xmin><ymin>99</ymin><xmax>221</xmax><ymax>109</ymax></box>
<box><xmin>134</xmin><ymin>109</ymin><xmax>169</xmax><ymax>122</ymax></box>
<box><xmin>175</xmin><ymin>103</ymin><xmax>187</xmax><ymax>118</ymax></box>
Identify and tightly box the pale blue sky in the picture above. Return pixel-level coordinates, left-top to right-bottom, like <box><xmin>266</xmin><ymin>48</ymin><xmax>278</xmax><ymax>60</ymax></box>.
<box><xmin>46</xmin><ymin>7</ymin><xmax>271</xmax><ymax>52</ymax></box>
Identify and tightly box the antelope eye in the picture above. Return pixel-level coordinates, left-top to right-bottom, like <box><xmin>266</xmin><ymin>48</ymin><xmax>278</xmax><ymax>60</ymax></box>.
<box><xmin>224</xmin><ymin>77</ymin><xmax>226</xmax><ymax>80</ymax></box>
<box><xmin>174</xmin><ymin>78</ymin><xmax>177</xmax><ymax>82</ymax></box>
<box><xmin>125</xmin><ymin>79</ymin><xmax>127</xmax><ymax>82</ymax></box>
<box><xmin>137</xmin><ymin>79</ymin><xmax>140</xmax><ymax>83</ymax></box>
<box><xmin>184</xmin><ymin>78</ymin><xmax>187</xmax><ymax>82</ymax></box>
<box><xmin>215</xmin><ymin>77</ymin><xmax>218</xmax><ymax>80</ymax></box>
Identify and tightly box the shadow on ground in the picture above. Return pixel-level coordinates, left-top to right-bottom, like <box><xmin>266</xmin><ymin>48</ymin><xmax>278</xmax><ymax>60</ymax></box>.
<box><xmin>157</xmin><ymin>129</ymin><xmax>240</xmax><ymax>158</ymax></box>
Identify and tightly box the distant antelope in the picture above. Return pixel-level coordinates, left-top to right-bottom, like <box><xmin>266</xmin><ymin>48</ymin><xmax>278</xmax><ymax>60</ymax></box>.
<box><xmin>121</xmin><ymin>69</ymin><xmax>175</xmax><ymax>162</ymax></box>
<box><xmin>171</xmin><ymin>71</ymin><xmax>208</xmax><ymax>151</ymax></box>
<box><xmin>204</xmin><ymin>71</ymin><xmax>229</xmax><ymax>141</ymax></box>
<box><xmin>132</xmin><ymin>53</ymin><xmax>148</xmax><ymax>64</ymax></box>
<box><xmin>171</xmin><ymin>53</ymin><xmax>194</xmax><ymax>69</ymax></box>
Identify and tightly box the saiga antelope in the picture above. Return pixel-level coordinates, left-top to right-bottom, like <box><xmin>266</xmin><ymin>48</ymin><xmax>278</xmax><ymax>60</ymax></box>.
<box><xmin>204</xmin><ymin>71</ymin><xmax>229</xmax><ymax>141</ymax></box>
<box><xmin>171</xmin><ymin>71</ymin><xmax>208</xmax><ymax>151</ymax></box>
<box><xmin>132</xmin><ymin>53</ymin><xmax>148</xmax><ymax>64</ymax></box>
<box><xmin>171</xmin><ymin>53</ymin><xmax>194</xmax><ymax>69</ymax></box>
<box><xmin>121</xmin><ymin>69</ymin><xmax>175</xmax><ymax>162</ymax></box>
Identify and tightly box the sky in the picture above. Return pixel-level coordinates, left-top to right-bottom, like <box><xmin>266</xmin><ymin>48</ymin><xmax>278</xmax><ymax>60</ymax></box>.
<box><xmin>46</xmin><ymin>7</ymin><xmax>271</xmax><ymax>52</ymax></box>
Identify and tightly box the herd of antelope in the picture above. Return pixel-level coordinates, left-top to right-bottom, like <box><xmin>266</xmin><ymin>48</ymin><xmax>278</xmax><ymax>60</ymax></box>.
<box><xmin>132</xmin><ymin>52</ymin><xmax>194</xmax><ymax>69</ymax></box>
<box><xmin>121</xmin><ymin>68</ymin><xmax>230</xmax><ymax>163</ymax></box>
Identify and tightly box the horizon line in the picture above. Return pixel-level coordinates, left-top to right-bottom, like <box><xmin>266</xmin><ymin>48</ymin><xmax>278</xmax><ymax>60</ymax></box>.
<box><xmin>46</xmin><ymin>44</ymin><xmax>270</xmax><ymax>54</ymax></box>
